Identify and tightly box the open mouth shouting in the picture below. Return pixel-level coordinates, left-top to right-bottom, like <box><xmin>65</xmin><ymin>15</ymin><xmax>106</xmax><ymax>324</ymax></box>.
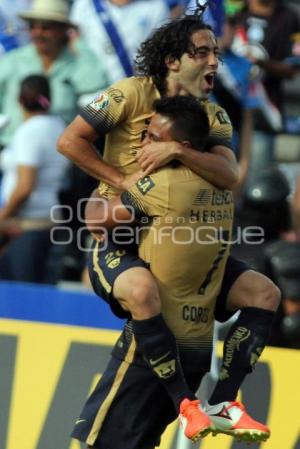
<box><xmin>203</xmin><ymin>72</ymin><xmax>216</xmax><ymax>92</ymax></box>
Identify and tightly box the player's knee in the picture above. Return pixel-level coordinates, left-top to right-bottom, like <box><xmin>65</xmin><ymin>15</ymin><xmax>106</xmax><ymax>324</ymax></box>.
<box><xmin>228</xmin><ymin>271</ymin><xmax>281</xmax><ymax>311</ymax></box>
<box><xmin>250</xmin><ymin>276</ymin><xmax>281</xmax><ymax>311</ymax></box>
<box><xmin>130</xmin><ymin>277</ymin><xmax>161</xmax><ymax>318</ymax></box>
<box><xmin>259</xmin><ymin>278</ymin><xmax>281</xmax><ymax>312</ymax></box>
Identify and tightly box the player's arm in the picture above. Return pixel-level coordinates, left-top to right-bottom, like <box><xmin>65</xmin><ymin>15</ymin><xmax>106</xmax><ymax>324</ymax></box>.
<box><xmin>174</xmin><ymin>143</ymin><xmax>238</xmax><ymax>189</ymax></box>
<box><xmin>57</xmin><ymin>116</ymin><xmax>126</xmax><ymax>189</ymax></box>
<box><xmin>57</xmin><ymin>80</ymin><xmax>139</xmax><ymax>190</ymax></box>
<box><xmin>136</xmin><ymin>139</ymin><xmax>238</xmax><ymax>190</ymax></box>
<box><xmin>136</xmin><ymin>104</ymin><xmax>239</xmax><ymax>190</ymax></box>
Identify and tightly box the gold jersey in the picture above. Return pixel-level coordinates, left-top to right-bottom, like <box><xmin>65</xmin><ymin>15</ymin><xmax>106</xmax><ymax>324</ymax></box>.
<box><xmin>80</xmin><ymin>76</ymin><xmax>233</xmax><ymax>199</ymax></box>
<box><xmin>121</xmin><ymin>167</ymin><xmax>234</xmax><ymax>362</ymax></box>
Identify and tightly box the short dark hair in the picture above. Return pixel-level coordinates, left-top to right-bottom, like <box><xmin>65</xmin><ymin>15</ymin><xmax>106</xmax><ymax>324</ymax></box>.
<box><xmin>153</xmin><ymin>95</ymin><xmax>210</xmax><ymax>151</ymax></box>
<box><xmin>135</xmin><ymin>6</ymin><xmax>213</xmax><ymax>94</ymax></box>
<box><xmin>19</xmin><ymin>74</ymin><xmax>51</xmax><ymax>112</ymax></box>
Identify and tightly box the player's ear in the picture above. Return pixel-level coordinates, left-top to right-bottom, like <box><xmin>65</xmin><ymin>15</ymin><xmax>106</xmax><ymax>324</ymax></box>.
<box><xmin>165</xmin><ymin>55</ymin><xmax>180</xmax><ymax>71</ymax></box>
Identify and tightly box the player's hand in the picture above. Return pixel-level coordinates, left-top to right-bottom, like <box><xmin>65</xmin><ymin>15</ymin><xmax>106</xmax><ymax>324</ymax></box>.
<box><xmin>120</xmin><ymin>170</ymin><xmax>144</xmax><ymax>190</ymax></box>
<box><xmin>136</xmin><ymin>141</ymin><xmax>182</xmax><ymax>175</ymax></box>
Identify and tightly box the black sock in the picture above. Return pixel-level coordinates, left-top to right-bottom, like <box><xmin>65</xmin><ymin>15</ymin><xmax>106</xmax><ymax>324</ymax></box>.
<box><xmin>209</xmin><ymin>307</ymin><xmax>275</xmax><ymax>405</ymax></box>
<box><xmin>132</xmin><ymin>313</ymin><xmax>196</xmax><ymax>411</ymax></box>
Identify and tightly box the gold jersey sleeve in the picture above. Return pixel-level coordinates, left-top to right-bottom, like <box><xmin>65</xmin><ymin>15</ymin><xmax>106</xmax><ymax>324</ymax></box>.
<box><xmin>202</xmin><ymin>101</ymin><xmax>233</xmax><ymax>150</ymax></box>
<box><xmin>81</xmin><ymin>78</ymin><xmax>143</xmax><ymax>134</ymax></box>
<box><xmin>121</xmin><ymin>166</ymin><xmax>234</xmax><ymax>363</ymax></box>
<box><xmin>80</xmin><ymin>77</ymin><xmax>160</xmax><ymax>199</ymax></box>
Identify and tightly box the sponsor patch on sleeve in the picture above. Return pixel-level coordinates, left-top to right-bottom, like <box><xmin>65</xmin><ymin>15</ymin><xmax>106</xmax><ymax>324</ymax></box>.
<box><xmin>216</xmin><ymin>110</ymin><xmax>231</xmax><ymax>125</ymax></box>
<box><xmin>90</xmin><ymin>93</ymin><xmax>110</xmax><ymax>111</ymax></box>
<box><xmin>107</xmin><ymin>88</ymin><xmax>125</xmax><ymax>103</ymax></box>
<box><xmin>136</xmin><ymin>176</ymin><xmax>155</xmax><ymax>195</ymax></box>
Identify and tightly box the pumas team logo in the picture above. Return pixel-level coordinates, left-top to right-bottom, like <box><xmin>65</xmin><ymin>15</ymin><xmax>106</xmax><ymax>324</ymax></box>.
<box><xmin>90</xmin><ymin>93</ymin><xmax>110</xmax><ymax>111</ymax></box>
<box><xmin>136</xmin><ymin>176</ymin><xmax>155</xmax><ymax>195</ymax></box>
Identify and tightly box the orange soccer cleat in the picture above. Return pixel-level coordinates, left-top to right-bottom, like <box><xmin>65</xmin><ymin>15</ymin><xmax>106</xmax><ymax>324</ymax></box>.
<box><xmin>206</xmin><ymin>400</ymin><xmax>270</xmax><ymax>442</ymax></box>
<box><xmin>179</xmin><ymin>398</ymin><xmax>212</xmax><ymax>442</ymax></box>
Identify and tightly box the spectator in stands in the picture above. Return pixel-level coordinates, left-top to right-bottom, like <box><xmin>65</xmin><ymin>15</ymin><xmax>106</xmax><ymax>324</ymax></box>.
<box><xmin>232</xmin><ymin>0</ymin><xmax>300</xmax><ymax>181</ymax></box>
<box><xmin>0</xmin><ymin>0</ymin><xmax>108</xmax><ymax>148</ymax></box>
<box><xmin>0</xmin><ymin>74</ymin><xmax>69</xmax><ymax>283</ymax></box>
<box><xmin>224</xmin><ymin>0</ymin><xmax>245</xmax><ymax>16</ymax></box>
<box><xmin>231</xmin><ymin>166</ymin><xmax>297</xmax><ymax>347</ymax></box>
<box><xmin>0</xmin><ymin>0</ymin><xmax>33</xmax><ymax>130</ymax></box>
<box><xmin>267</xmin><ymin>240</ymin><xmax>300</xmax><ymax>349</ymax></box>
<box><xmin>166</xmin><ymin>0</ymin><xmax>189</xmax><ymax>18</ymax></box>
<box><xmin>70</xmin><ymin>0</ymin><xmax>170</xmax><ymax>84</ymax></box>
<box><xmin>186</xmin><ymin>0</ymin><xmax>225</xmax><ymax>36</ymax></box>
<box><xmin>212</xmin><ymin>14</ymin><xmax>260</xmax><ymax>195</ymax></box>
<box><xmin>291</xmin><ymin>173</ymin><xmax>300</xmax><ymax>238</ymax></box>
<box><xmin>0</xmin><ymin>0</ymin><xmax>32</xmax><ymax>53</ymax></box>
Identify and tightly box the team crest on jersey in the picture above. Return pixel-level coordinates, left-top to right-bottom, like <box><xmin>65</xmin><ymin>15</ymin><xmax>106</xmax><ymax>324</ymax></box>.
<box><xmin>105</xmin><ymin>249</ymin><xmax>126</xmax><ymax>269</ymax></box>
<box><xmin>136</xmin><ymin>176</ymin><xmax>155</xmax><ymax>195</ymax></box>
<box><xmin>90</xmin><ymin>93</ymin><xmax>110</xmax><ymax>111</ymax></box>
<box><xmin>216</xmin><ymin>110</ymin><xmax>231</xmax><ymax>125</ymax></box>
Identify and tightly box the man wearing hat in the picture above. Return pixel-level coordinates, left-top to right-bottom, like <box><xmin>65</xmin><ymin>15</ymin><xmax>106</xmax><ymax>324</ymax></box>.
<box><xmin>0</xmin><ymin>0</ymin><xmax>108</xmax><ymax>148</ymax></box>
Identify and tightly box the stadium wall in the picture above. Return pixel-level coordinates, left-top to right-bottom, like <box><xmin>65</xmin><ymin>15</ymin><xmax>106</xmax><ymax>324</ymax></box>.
<box><xmin>0</xmin><ymin>281</ymin><xmax>299</xmax><ymax>449</ymax></box>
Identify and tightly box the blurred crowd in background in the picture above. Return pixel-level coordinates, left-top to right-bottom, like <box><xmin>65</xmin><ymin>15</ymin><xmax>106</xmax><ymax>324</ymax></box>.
<box><xmin>0</xmin><ymin>0</ymin><xmax>300</xmax><ymax>349</ymax></box>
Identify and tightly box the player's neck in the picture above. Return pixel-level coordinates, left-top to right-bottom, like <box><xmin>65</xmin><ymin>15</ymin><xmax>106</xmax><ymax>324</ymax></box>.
<box><xmin>165</xmin><ymin>75</ymin><xmax>190</xmax><ymax>97</ymax></box>
<box><xmin>165</xmin><ymin>74</ymin><xmax>208</xmax><ymax>100</ymax></box>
